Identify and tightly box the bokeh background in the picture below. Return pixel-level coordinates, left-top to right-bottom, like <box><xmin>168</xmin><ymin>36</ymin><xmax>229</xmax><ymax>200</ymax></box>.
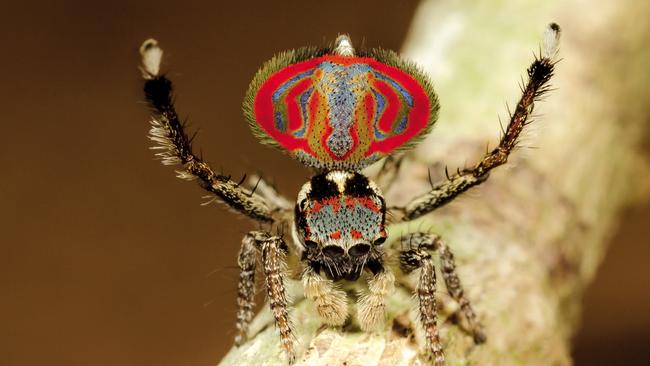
<box><xmin>1</xmin><ymin>1</ymin><xmax>648</xmax><ymax>365</ymax></box>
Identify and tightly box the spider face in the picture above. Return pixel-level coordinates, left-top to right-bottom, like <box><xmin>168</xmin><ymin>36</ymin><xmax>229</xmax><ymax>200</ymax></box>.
<box><xmin>294</xmin><ymin>170</ymin><xmax>386</xmax><ymax>281</ymax></box>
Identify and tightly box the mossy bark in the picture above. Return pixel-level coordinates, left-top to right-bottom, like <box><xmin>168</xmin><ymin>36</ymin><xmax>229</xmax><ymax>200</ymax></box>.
<box><xmin>219</xmin><ymin>0</ymin><xmax>650</xmax><ymax>365</ymax></box>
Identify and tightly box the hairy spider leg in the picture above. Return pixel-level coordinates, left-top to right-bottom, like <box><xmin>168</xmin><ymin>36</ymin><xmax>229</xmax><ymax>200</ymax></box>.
<box><xmin>393</xmin><ymin>24</ymin><xmax>561</xmax><ymax>222</ymax></box>
<box><xmin>399</xmin><ymin>235</ymin><xmax>444</xmax><ymax>365</ymax></box>
<box><xmin>140</xmin><ymin>40</ymin><xmax>275</xmax><ymax>223</ymax></box>
<box><xmin>234</xmin><ymin>234</ymin><xmax>257</xmax><ymax>346</ymax></box>
<box><xmin>235</xmin><ymin>231</ymin><xmax>297</xmax><ymax>364</ymax></box>
<box><xmin>400</xmin><ymin>233</ymin><xmax>486</xmax><ymax>344</ymax></box>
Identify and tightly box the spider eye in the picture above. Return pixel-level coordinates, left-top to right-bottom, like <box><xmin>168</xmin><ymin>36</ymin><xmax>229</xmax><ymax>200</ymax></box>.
<box><xmin>348</xmin><ymin>243</ymin><xmax>371</xmax><ymax>257</ymax></box>
<box><xmin>322</xmin><ymin>245</ymin><xmax>345</xmax><ymax>258</ymax></box>
<box><xmin>374</xmin><ymin>237</ymin><xmax>386</xmax><ymax>246</ymax></box>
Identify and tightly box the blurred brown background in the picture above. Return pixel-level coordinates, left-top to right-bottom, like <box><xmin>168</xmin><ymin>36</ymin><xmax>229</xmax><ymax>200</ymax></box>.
<box><xmin>1</xmin><ymin>1</ymin><xmax>648</xmax><ymax>365</ymax></box>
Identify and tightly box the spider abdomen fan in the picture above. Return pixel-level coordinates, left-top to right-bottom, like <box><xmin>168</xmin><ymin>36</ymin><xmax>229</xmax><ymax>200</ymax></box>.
<box><xmin>244</xmin><ymin>48</ymin><xmax>440</xmax><ymax>171</ymax></box>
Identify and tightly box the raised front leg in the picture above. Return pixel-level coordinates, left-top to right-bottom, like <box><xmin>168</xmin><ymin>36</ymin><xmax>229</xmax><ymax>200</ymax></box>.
<box><xmin>233</xmin><ymin>231</ymin><xmax>297</xmax><ymax>364</ymax></box>
<box><xmin>399</xmin><ymin>232</ymin><xmax>486</xmax><ymax>365</ymax></box>
<box><xmin>139</xmin><ymin>40</ymin><xmax>274</xmax><ymax>223</ymax></box>
<box><xmin>391</xmin><ymin>24</ymin><xmax>561</xmax><ymax>222</ymax></box>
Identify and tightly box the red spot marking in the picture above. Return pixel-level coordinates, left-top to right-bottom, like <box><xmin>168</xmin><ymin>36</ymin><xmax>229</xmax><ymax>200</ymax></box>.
<box><xmin>351</xmin><ymin>230</ymin><xmax>363</xmax><ymax>239</ymax></box>
<box><xmin>310</xmin><ymin>201</ymin><xmax>323</xmax><ymax>213</ymax></box>
<box><xmin>310</xmin><ymin>197</ymin><xmax>343</xmax><ymax>214</ymax></box>
<box><xmin>342</xmin><ymin>196</ymin><xmax>381</xmax><ymax>213</ymax></box>
<box><xmin>330</xmin><ymin>231</ymin><xmax>341</xmax><ymax>239</ymax></box>
<box><xmin>357</xmin><ymin>197</ymin><xmax>381</xmax><ymax>213</ymax></box>
<box><xmin>324</xmin><ymin>197</ymin><xmax>342</xmax><ymax>213</ymax></box>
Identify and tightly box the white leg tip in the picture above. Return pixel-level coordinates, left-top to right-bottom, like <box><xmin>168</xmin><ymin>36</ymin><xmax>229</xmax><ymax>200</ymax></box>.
<box><xmin>543</xmin><ymin>23</ymin><xmax>561</xmax><ymax>59</ymax></box>
<box><xmin>140</xmin><ymin>38</ymin><xmax>163</xmax><ymax>77</ymax></box>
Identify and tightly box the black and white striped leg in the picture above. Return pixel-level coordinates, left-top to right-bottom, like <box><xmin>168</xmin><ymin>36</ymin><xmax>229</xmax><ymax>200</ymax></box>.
<box><xmin>400</xmin><ymin>236</ymin><xmax>444</xmax><ymax>365</ymax></box>
<box><xmin>234</xmin><ymin>231</ymin><xmax>297</xmax><ymax>364</ymax></box>
<box><xmin>437</xmin><ymin>238</ymin><xmax>486</xmax><ymax>343</ymax></box>
<box><xmin>399</xmin><ymin>233</ymin><xmax>485</xmax><ymax>365</ymax></box>
<box><xmin>234</xmin><ymin>234</ymin><xmax>257</xmax><ymax>346</ymax></box>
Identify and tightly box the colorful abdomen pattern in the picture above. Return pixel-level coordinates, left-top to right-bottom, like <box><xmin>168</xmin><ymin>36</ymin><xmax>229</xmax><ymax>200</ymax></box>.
<box><xmin>247</xmin><ymin>52</ymin><xmax>438</xmax><ymax>171</ymax></box>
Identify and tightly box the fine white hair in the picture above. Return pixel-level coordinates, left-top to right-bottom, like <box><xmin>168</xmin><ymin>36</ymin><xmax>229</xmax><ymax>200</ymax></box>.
<box><xmin>543</xmin><ymin>23</ymin><xmax>561</xmax><ymax>59</ymax></box>
<box><xmin>139</xmin><ymin>38</ymin><xmax>163</xmax><ymax>78</ymax></box>
<box><xmin>334</xmin><ymin>34</ymin><xmax>355</xmax><ymax>57</ymax></box>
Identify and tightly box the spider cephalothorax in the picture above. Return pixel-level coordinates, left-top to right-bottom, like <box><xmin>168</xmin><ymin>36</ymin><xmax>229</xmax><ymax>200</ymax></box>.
<box><xmin>139</xmin><ymin>26</ymin><xmax>560</xmax><ymax>365</ymax></box>
<box><xmin>294</xmin><ymin>170</ymin><xmax>386</xmax><ymax>281</ymax></box>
